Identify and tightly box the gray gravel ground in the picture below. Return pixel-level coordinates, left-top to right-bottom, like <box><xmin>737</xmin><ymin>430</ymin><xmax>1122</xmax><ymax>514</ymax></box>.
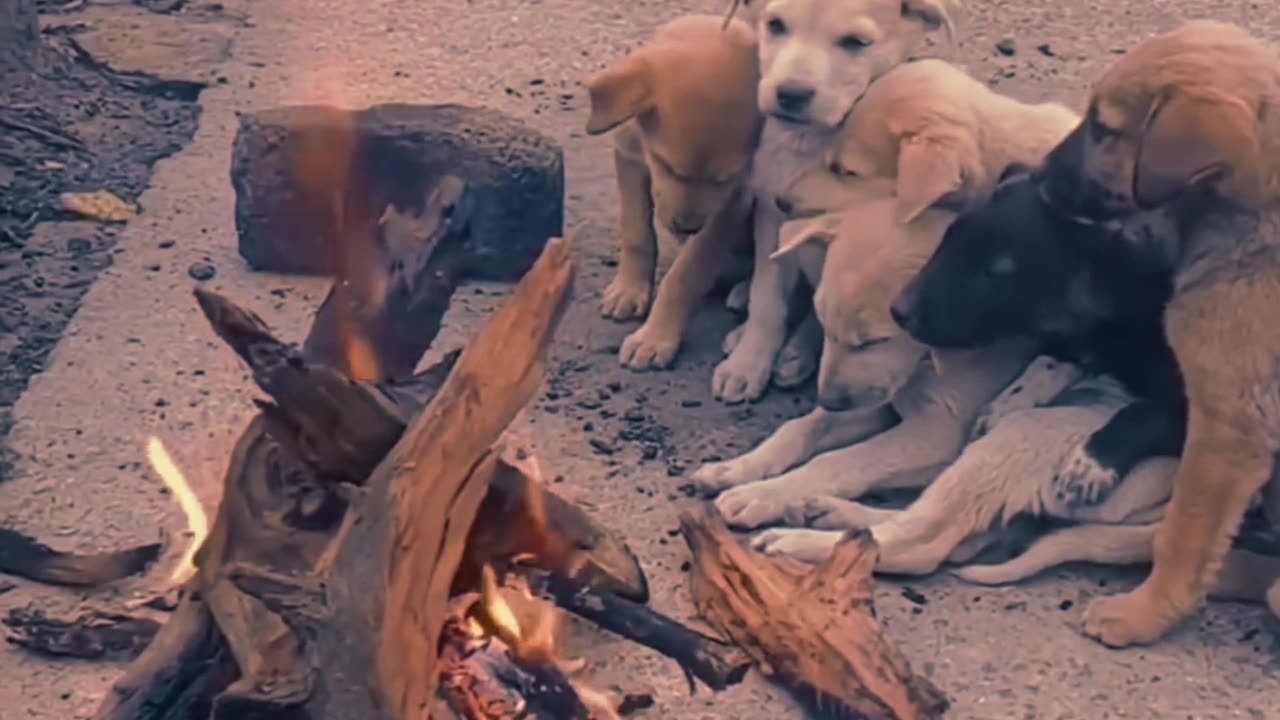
<box><xmin>2</xmin><ymin>1</ymin><xmax>1279</xmax><ymax>718</ymax></box>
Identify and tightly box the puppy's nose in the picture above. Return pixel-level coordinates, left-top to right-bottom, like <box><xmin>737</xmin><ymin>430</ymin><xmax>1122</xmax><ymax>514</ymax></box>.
<box><xmin>669</xmin><ymin>219</ymin><xmax>704</xmax><ymax>236</ymax></box>
<box><xmin>889</xmin><ymin>300</ymin><xmax>911</xmax><ymax>329</ymax></box>
<box><xmin>775</xmin><ymin>195</ymin><xmax>794</xmax><ymax>215</ymax></box>
<box><xmin>775</xmin><ymin>84</ymin><xmax>815</xmax><ymax>114</ymax></box>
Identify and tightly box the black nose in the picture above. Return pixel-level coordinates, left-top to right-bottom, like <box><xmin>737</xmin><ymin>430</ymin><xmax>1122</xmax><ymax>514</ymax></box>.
<box><xmin>669</xmin><ymin>219</ymin><xmax>704</xmax><ymax>236</ymax></box>
<box><xmin>775</xmin><ymin>84</ymin><xmax>815</xmax><ymax>114</ymax></box>
<box><xmin>889</xmin><ymin>301</ymin><xmax>910</xmax><ymax>329</ymax></box>
<box><xmin>775</xmin><ymin>196</ymin><xmax>794</xmax><ymax>215</ymax></box>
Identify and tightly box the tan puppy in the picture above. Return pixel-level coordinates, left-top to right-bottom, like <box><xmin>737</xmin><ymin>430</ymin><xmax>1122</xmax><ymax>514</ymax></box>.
<box><xmin>1039</xmin><ymin>20</ymin><xmax>1280</xmax><ymax>646</ymax></box>
<box><xmin>585</xmin><ymin>15</ymin><xmax>760</xmax><ymax>370</ymax></box>
<box><xmin>712</xmin><ymin>0</ymin><xmax>956</xmax><ymax>404</ymax></box>
<box><xmin>779</xmin><ymin>58</ymin><xmax>1080</xmax><ymax>222</ymax></box>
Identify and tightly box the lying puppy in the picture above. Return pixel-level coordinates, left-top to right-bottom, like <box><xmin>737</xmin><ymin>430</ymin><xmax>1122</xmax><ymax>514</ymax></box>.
<box><xmin>781</xmin><ymin>58</ymin><xmax>1080</xmax><ymax>223</ymax></box>
<box><xmin>584</xmin><ymin>15</ymin><xmax>760</xmax><ymax>371</ymax></box>
<box><xmin>693</xmin><ymin>60</ymin><xmax>1077</xmax><ymax>498</ymax></box>
<box><xmin>711</xmin><ymin>0</ymin><xmax>956</xmax><ymax>404</ymax></box>
<box><xmin>1035</xmin><ymin>19</ymin><xmax>1280</xmax><ymax>647</ymax></box>
<box><xmin>692</xmin><ymin>180</ymin><xmax>1040</xmax><ymax>528</ymax></box>
<box><xmin>752</xmin><ymin>171</ymin><xmax>1183</xmax><ymax>569</ymax></box>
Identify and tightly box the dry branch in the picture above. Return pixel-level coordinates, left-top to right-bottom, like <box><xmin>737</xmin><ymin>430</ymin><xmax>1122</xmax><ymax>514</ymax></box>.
<box><xmin>680</xmin><ymin>505</ymin><xmax>949</xmax><ymax>720</ymax></box>
<box><xmin>0</xmin><ymin>528</ymin><xmax>159</xmax><ymax>587</ymax></box>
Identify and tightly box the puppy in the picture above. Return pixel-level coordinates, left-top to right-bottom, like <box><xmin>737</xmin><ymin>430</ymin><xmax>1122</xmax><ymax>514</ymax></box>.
<box><xmin>893</xmin><ymin>172</ymin><xmax>1186</xmax><ymax>506</ymax></box>
<box><xmin>711</xmin><ymin>0</ymin><xmax>956</xmax><ymax>404</ymax></box>
<box><xmin>1035</xmin><ymin>19</ymin><xmax>1280</xmax><ymax>647</ymax></box>
<box><xmin>780</xmin><ymin>58</ymin><xmax>1080</xmax><ymax>222</ymax></box>
<box><xmin>753</xmin><ymin>170</ymin><xmax>1184</xmax><ymax>571</ymax></box>
<box><xmin>584</xmin><ymin>15</ymin><xmax>760</xmax><ymax>371</ymax></box>
<box><xmin>693</xmin><ymin>183</ymin><xmax>1040</xmax><ymax>528</ymax></box>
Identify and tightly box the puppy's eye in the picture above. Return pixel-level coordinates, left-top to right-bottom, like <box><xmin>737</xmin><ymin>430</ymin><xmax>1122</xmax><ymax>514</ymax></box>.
<box><xmin>836</xmin><ymin>34</ymin><xmax>870</xmax><ymax>51</ymax></box>
<box><xmin>828</xmin><ymin>161</ymin><xmax>858</xmax><ymax>178</ymax></box>
<box><xmin>987</xmin><ymin>254</ymin><xmax>1016</xmax><ymax>277</ymax></box>
<box><xmin>766</xmin><ymin>17</ymin><xmax>787</xmax><ymax>36</ymax></box>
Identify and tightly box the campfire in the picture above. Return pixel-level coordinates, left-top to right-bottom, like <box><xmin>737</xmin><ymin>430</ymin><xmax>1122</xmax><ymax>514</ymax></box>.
<box><xmin>3</xmin><ymin>104</ymin><xmax>950</xmax><ymax>720</ymax></box>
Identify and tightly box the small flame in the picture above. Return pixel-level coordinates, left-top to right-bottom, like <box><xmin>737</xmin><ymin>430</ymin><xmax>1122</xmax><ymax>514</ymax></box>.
<box><xmin>146</xmin><ymin>436</ymin><xmax>208</xmax><ymax>585</ymax></box>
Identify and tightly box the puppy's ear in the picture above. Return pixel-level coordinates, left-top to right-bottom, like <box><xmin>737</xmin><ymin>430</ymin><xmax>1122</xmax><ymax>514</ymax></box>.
<box><xmin>584</xmin><ymin>57</ymin><xmax>654</xmax><ymax>136</ymax></box>
<box><xmin>901</xmin><ymin>0</ymin><xmax>956</xmax><ymax>42</ymax></box>
<box><xmin>1133</xmin><ymin>91</ymin><xmax>1258</xmax><ymax>208</ymax></box>
<box><xmin>895</xmin><ymin>135</ymin><xmax>967</xmax><ymax>223</ymax></box>
<box><xmin>771</xmin><ymin>214</ymin><xmax>840</xmax><ymax>261</ymax></box>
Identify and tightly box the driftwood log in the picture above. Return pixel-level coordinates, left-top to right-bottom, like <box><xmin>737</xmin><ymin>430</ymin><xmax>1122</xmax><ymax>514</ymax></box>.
<box><xmin>680</xmin><ymin>505</ymin><xmax>949</xmax><ymax>720</ymax></box>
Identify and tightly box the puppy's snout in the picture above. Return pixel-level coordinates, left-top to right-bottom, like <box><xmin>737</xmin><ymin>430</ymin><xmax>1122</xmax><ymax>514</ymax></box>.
<box><xmin>775</xmin><ymin>83</ymin><xmax>815</xmax><ymax>114</ymax></box>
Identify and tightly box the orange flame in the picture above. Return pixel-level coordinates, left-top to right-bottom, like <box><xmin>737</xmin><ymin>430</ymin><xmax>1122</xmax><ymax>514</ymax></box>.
<box><xmin>145</xmin><ymin>436</ymin><xmax>208</xmax><ymax>585</ymax></box>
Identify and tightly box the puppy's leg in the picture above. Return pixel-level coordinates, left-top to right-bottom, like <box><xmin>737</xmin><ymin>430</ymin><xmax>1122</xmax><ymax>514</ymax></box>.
<box><xmin>1268</xmin><ymin>579</ymin><xmax>1280</xmax><ymax>619</ymax></box>
<box><xmin>714</xmin><ymin>411</ymin><xmax>962</xmax><ymax>529</ymax></box>
<box><xmin>752</xmin><ymin>528</ymin><xmax>844</xmax><ymax>564</ymax></box>
<box><xmin>772</xmin><ymin>308</ymin><xmax>821</xmax><ymax>388</ymax></box>
<box><xmin>787</xmin><ymin>495</ymin><xmax>901</xmax><ymax>530</ymax></box>
<box><xmin>712</xmin><ymin>200</ymin><xmax>796</xmax><ymax>403</ymax></box>
<box><xmin>1053</xmin><ymin>397</ymin><xmax>1186</xmax><ymax>508</ymax></box>
<box><xmin>1081</xmin><ymin>407</ymin><xmax>1272</xmax><ymax>648</ymax></box>
<box><xmin>1210</xmin><ymin>549</ymin><xmax>1280</xmax><ymax>605</ymax></box>
<box><xmin>601</xmin><ymin>142</ymin><xmax>658</xmax><ymax>321</ymax></box>
<box><xmin>690</xmin><ymin>403</ymin><xmax>897</xmax><ymax>495</ymax></box>
<box><xmin>619</xmin><ymin>191</ymin><xmax>749</xmax><ymax>370</ymax></box>
<box><xmin>952</xmin><ymin>523</ymin><xmax>1158</xmax><ymax>586</ymax></box>
<box><xmin>969</xmin><ymin>356</ymin><xmax>1084</xmax><ymax>441</ymax></box>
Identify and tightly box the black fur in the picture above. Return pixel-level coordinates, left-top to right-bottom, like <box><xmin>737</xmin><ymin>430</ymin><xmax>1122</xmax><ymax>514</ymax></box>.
<box><xmin>890</xmin><ymin>171</ymin><xmax>1185</xmax><ymax>500</ymax></box>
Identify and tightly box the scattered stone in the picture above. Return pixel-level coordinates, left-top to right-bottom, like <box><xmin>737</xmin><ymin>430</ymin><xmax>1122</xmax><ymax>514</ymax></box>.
<box><xmin>186</xmin><ymin>261</ymin><xmax>216</xmax><ymax>281</ymax></box>
<box><xmin>231</xmin><ymin>104</ymin><xmax>564</xmax><ymax>277</ymax></box>
<box><xmin>589</xmin><ymin>437</ymin><xmax>616</xmax><ymax>455</ymax></box>
<box><xmin>995</xmin><ymin>37</ymin><xmax>1017</xmax><ymax>56</ymax></box>
<box><xmin>901</xmin><ymin>587</ymin><xmax>928</xmax><ymax>606</ymax></box>
<box><xmin>1037</xmin><ymin>43</ymin><xmax>1056</xmax><ymax>57</ymax></box>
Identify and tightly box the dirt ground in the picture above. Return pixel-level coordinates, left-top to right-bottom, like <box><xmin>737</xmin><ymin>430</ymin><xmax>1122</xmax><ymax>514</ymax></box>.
<box><xmin>0</xmin><ymin>0</ymin><xmax>1278</xmax><ymax>718</ymax></box>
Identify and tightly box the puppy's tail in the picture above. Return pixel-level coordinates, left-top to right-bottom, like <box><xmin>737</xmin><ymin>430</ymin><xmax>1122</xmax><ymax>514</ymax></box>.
<box><xmin>950</xmin><ymin>522</ymin><xmax>1156</xmax><ymax>585</ymax></box>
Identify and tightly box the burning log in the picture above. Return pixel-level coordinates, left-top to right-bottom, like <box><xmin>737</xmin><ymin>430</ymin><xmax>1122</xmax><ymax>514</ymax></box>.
<box><xmin>680</xmin><ymin>505</ymin><xmax>949</xmax><ymax>720</ymax></box>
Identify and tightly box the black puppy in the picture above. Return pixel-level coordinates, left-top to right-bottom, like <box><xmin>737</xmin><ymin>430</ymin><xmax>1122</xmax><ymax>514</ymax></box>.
<box><xmin>890</xmin><ymin>168</ymin><xmax>1185</xmax><ymax>507</ymax></box>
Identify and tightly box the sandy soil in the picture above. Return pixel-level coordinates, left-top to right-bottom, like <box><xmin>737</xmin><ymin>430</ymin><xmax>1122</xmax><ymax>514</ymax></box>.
<box><xmin>1</xmin><ymin>0</ymin><xmax>1278</xmax><ymax>718</ymax></box>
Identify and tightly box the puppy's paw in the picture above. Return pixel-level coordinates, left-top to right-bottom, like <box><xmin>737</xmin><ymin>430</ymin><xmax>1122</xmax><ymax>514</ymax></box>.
<box><xmin>1081</xmin><ymin>588</ymin><xmax>1179</xmax><ymax>648</ymax></box>
<box><xmin>725</xmin><ymin>278</ymin><xmax>750</xmax><ymax>313</ymax></box>
<box><xmin>785</xmin><ymin>495</ymin><xmax>886</xmax><ymax>530</ymax></box>
<box><xmin>949</xmin><ymin>562</ymin><xmax>1024</xmax><ymax>586</ymax></box>
<box><xmin>751</xmin><ymin>528</ymin><xmax>842</xmax><ymax>564</ymax></box>
<box><xmin>721</xmin><ymin>322</ymin><xmax>746</xmax><ymax>356</ymax></box>
<box><xmin>618</xmin><ymin>322</ymin><xmax>680</xmax><ymax>371</ymax></box>
<box><xmin>1052</xmin><ymin>441</ymin><xmax>1120</xmax><ymax>507</ymax></box>
<box><xmin>771</xmin><ymin>333</ymin><xmax>818</xmax><ymax>389</ymax></box>
<box><xmin>712</xmin><ymin>349</ymin><xmax>772</xmax><ymax>404</ymax></box>
<box><xmin>690</xmin><ymin>457</ymin><xmax>770</xmax><ymax>496</ymax></box>
<box><xmin>715</xmin><ymin>478</ymin><xmax>815</xmax><ymax>529</ymax></box>
<box><xmin>601</xmin><ymin>277</ymin><xmax>651</xmax><ymax>321</ymax></box>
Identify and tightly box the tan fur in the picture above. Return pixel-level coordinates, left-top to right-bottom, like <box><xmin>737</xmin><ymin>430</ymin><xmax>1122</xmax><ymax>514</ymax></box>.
<box><xmin>779</xmin><ymin>59</ymin><xmax>1079</xmax><ymax>222</ymax></box>
<box><xmin>712</xmin><ymin>0</ymin><xmax>958</xmax><ymax>404</ymax></box>
<box><xmin>1047</xmin><ymin>20</ymin><xmax>1280</xmax><ymax>646</ymax></box>
<box><xmin>584</xmin><ymin>15</ymin><xmax>761</xmax><ymax>371</ymax></box>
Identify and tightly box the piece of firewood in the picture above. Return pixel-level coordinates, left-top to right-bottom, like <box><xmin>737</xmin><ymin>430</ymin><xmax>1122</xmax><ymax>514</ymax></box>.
<box><xmin>0</xmin><ymin>527</ymin><xmax>160</xmax><ymax>587</ymax></box>
<box><xmin>526</xmin><ymin>569</ymin><xmax>751</xmax><ymax>692</ymax></box>
<box><xmin>221</xmin><ymin>235</ymin><xmax>575</xmax><ymax>719</ymax></box>
<box><xmin>3</xmin><ymin>606</ymin><xmax>161</xmax><ymax>661</ymax></box>
<box><xmin>680</xmin><ymin>504</ymin><xmax>949</xmax><ymax>720</ymax></box>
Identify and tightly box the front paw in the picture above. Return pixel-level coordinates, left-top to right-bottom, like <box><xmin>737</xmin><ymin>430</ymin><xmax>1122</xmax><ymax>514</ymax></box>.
<box><xmin>690</xmin><ymin>457</ymin><xmax>768</xmax><ymax>497</ymax></box>
<box><xmin>751</xmin><ymin>528</ymin><xmax>842</xmax><ymax>564</ymax></box>
<box><xmin>712</xmin><ymin>348</ymin><xmax>773</xmax><ymax>404</ymax></box>
<box><xmin>721</xmin><ymin>322</ymin><xmax>745</xmax><ymax>356</ymax></box>
<box><xmin>772</xmin><ymin>334</ymin><xmax>818</xmax><ymax>388</ymax></box>
<box><xmin>601</xmin><ymin>277</ymin><xmax>651</xmax><ymax>321</ymax></box>
<box><xmin>1052</xmin><ymin>441</ymin><xmax>1120</xmax><ymax>507</ymax></box>
<box><xmin>715</xmin><ymin>478</ymin><xmax>818</xmax><ymax>529</ymax></box>
<box><xmin>1082</xmin><ymin>587</ymin><xmax>1182</xmax><ymax>648</ymax></box>
<box><xmin>783</xmin><ymin>495</ymin><xmax>884</xmax><ymax>530</ymax></box>
<box><xmin>619</xmin><ymin>322</ymin><xmax>680</xmax><ymax>370</ymax></box>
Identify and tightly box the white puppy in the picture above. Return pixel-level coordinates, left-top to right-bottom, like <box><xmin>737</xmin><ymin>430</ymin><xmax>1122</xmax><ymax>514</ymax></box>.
<box><xmin>711</xmin><ymin>0</ymin><xmax>956</xmax><ymax>404</ymax></box>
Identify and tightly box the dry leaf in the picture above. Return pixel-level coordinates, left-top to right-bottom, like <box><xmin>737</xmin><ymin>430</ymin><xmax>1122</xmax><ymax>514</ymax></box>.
<box><xmin>59</xmin><ymin>190</ymin><xmax>136</xmax><ymax>223</ymax></box>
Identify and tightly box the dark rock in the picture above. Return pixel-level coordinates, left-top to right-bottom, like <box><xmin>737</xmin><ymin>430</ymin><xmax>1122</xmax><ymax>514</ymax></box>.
<box><xmin>995</xmin><ymin>37</ymin><xmax>1017</xmax><ymax>56</ymax></box>
<box><xmin>230</xmin><ymin>104</ymin><xmax>564</xmax><ymax>279</ymax></box>
<box><xmin>186</xmin><ymin>261</ymin><xmax>216</xmax><ymax>281</ymax></box>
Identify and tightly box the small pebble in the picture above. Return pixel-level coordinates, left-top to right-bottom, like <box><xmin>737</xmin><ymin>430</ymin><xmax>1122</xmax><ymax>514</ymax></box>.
<box><xmin>996</xmin><ymin>37</ymin><xmax>1017</xmax><ymax>56</ymax></box>
<box><xmin>187</xmin><ymin>262</ymin><xmax>216</xmax><ymax>281</ymax></box>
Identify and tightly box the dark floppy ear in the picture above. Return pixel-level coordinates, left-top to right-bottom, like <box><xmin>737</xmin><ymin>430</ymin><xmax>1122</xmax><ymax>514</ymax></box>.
<box><xmin>1133</xmin><ymin>91</ymin><xmax>1256</xmax><ymax>208</ymax></box>
<box><xmin>895</xmin><ymin>134</ymin><xmax>969</xmax><ymax>223</ymax></box>
<box><xmin>901</xmin><ymin>0</ymin><xmax>955</xmax><ymax>42</ymax></box>
<box><xmin>584</xmin><ymin>56</ymin><xmax>654</xmax><ymax>135</ymax></box>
